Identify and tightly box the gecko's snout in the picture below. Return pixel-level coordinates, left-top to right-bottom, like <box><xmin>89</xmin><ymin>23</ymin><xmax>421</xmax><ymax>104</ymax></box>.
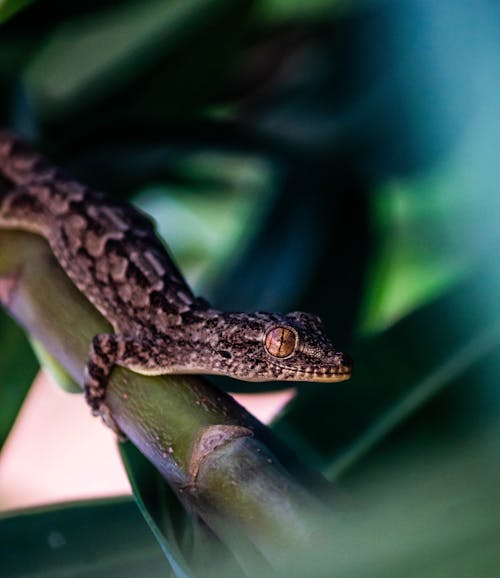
<box><xmin>305</xmin><ymin>349</ymin><xmax>353</xmax><ymax>383</ymax></box>
<box><xmin>337</xmin><ymin>351</ymin><xmax>353</xmax><ymax>378</ymax></box>
<box><xmin>323</xmin><ymin>350</ymin><xmax>353</xmax><ymax>382</ymax></box>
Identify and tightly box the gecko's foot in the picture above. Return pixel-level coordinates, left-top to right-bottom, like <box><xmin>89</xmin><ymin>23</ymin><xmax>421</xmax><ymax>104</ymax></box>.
<box><xmin>84</xmin><ymin>333</ymin><xmax>128</xmax><ymax>440</ymax></box>
<box><xmin>95</xmin><ymin>403</ymin><xmax>127</xmax><ymax>442</ymax></box>
<box><xmin>86</xmin><ymin>390</ymin><xmax>127</xmax><ymax>441</ymax></box>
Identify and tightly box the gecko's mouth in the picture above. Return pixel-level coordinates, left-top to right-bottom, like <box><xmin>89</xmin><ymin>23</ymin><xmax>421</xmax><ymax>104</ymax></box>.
<box><xmin>291</xmin><ymin>367</ymin><xmax>352</xmax><ymax>383</ymax></box>
<box><xmin>302</xmin><ymin>370</ymin><xmax>352</xmax><ymax>383</ymax></box>
<box><xmin>274</xmin><ymin>355</ymin><xmax>353</xmax><ymax>383</ymax></box>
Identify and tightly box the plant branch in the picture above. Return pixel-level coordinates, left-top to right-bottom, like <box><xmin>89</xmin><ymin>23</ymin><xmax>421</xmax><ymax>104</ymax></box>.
<box><xmin>0</xmin><ymin>229</ymin><xmax>331</xmax><ymax>569</ymax></box>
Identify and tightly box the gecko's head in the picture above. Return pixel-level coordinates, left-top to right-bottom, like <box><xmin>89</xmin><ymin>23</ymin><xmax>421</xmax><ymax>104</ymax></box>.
<box><xmin>208</xmin><ymin>311</ymin><xmax>353</xmax><ymax>383</ymax></box>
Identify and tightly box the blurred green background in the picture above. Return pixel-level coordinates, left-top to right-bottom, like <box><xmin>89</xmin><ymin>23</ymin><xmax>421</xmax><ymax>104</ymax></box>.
<box><xmin>1</xmin><ymin>0</ymin><xmax>500</xmax><ymax>576</ymax></box>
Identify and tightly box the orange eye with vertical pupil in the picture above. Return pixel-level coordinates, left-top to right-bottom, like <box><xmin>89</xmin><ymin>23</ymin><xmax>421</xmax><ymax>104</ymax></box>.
<box><xmin>264</xmin><ymin>327</ymin><xmax>297</xmax><ymax>358</ymax></box>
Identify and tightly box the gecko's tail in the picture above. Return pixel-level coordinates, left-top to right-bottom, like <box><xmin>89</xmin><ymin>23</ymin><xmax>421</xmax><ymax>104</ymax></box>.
<box><xmin>0</xmin><ymin>131</ymin><xmax>52</xmax><ymax>234</ymax></box>
<box><xmin>0</xmin><ymin>131</ymin><xmax>16</xmax><ymax>192</ymax></box>
<box><xmin>0</xmin><ymin>131</ymin><xmax>53</xmax><ymax>189</ymax></box>
<box><xmin>0</xmin><ymin>135</ymin><xmax>16</xmax><ymax>202</ymax></box>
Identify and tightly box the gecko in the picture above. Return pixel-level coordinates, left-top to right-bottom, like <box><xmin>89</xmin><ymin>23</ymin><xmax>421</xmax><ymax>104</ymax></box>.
<box><xmin>0</xmin><ymin>131</ymin><xmax>352</xmax><ymax>434</ymax></box>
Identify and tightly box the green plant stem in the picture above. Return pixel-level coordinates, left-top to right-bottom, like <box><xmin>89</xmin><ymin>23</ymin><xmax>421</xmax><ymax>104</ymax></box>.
<box><xmin>0</xmin><ymin>229</ymin><xmax>330</xmax><ymax>569</ymax></box>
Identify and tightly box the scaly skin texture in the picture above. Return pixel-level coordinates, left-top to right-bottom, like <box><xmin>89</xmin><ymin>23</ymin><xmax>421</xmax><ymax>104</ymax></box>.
<box><xmin>0</xmin><ymin>132</ymin><xmax>352</xmax><ymax>433</ymax></box>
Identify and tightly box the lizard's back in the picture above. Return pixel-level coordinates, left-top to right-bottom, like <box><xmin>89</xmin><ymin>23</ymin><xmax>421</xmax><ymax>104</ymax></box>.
<box><xmin>0</xmin><ymin>132</ymin><xmax>198</xmax><ymax>335</ymax></box>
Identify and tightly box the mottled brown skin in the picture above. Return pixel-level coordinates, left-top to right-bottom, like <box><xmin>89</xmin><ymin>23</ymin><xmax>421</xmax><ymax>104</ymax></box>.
<box><xmin>0</xmin><ymin>132</ymin><xmax>352</xmax><ymax>433</ymax></box>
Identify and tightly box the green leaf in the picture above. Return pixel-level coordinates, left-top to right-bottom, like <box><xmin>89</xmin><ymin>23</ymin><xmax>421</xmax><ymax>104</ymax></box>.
<box><xmin>24</xmin><ymin>0</ymin><xmax>253</xmax><ymax>119</ymax></box>
<box><xmin>360</xmin><ymin>169</ymin><xmax>475</xmax><ymax>336</ymax></box>
<box><xmin>0</xmin><ymin>310</ymin><xmax>38</xmax><ymax>449</ymax></box>
<box><xmin>0</xmin><ymin>0</ymin><xmax>34</xmax><ymax>24</ymax></box>
<box><xmin>253</xmin><ymin>0</ymin><xmax>353</xmax><ymax>24</ymax></box>
<box><xmin>281</xmin><ymin>372</ymin><xmax>500</xmax><ymax>577</ymax></box>
<box><xmin>119</xmin><ymin>442</ymin><xmax>194</xmax><ymax>578</ymax></box>
<box><xmin>0</xmin><ymin>498</ymin><xmax>172</xmax><ymax>577</ymax></box>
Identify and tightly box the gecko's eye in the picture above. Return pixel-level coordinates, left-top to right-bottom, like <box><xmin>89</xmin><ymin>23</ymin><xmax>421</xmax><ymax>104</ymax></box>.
<box><xmin>264</xmin><ymin>327</ymin><xmax>297</xmax><ymax>358</ymax></box>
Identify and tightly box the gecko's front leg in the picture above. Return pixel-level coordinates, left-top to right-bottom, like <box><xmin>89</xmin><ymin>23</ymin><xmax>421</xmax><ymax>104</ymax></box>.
<box><xmin>84</xmin><ymin>333</ymin><xmax>150</xmax><ymax>438</ymax></box>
